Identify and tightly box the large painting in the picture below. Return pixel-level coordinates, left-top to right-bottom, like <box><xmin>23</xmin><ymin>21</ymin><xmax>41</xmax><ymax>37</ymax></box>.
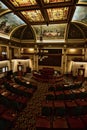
<box><xmin>33</xmin><ymin>24</ymin><xmax>66</xmax><ymax>40</ymax></box>
<box><xmin>72</xmin><ymin>6</ymin><xmax>87</xmax><ymax>24</ymax></box>
<box><xmin>0</xmin><ymin>1</ymin><xmax>8</xmax><ymax>13</ymax></box>
<box><xmin>0</xmin><ymin>13</ymin><xmax>24</xmax><ymax>35</ymax></box>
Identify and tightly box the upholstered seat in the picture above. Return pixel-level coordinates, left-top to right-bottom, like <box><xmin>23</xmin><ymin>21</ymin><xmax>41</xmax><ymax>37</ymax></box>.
<box><xmin>36</xmin><ymin>116</ymin><xmax>51</xmax><ymax>130</ymax></box>
<box><xmin>67</xmin><ymin>116</ymin><xmax>85</xmax><ymax>128</ymax></box>
<box><xmin>53</xmin><ymin>117</ymin><xmax>68</xmax><ymax>128</ymax></box>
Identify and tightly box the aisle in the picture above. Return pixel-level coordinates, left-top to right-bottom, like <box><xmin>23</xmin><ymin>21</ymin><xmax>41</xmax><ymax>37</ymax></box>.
<box><xmin>11</xmin><ymin>80</ymin><xmax>49</xmax><ymax>130</ymax></box>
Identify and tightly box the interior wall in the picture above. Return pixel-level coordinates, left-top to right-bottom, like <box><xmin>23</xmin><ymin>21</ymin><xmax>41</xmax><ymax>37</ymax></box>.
<box><xmin>14</xmin><ymin>48</ymin><xmax>20</xmax><ymax>58</ymax></box>
<box><xmin>0</xmin><ymin>60</ymin><xmax>10</xmax><ymax>78</ymax></box>
<box><xmin>38</xmin><ymin>48</ymin><xmax>63</xmax><ymax>72</ymax></box>
<box><xmin>66</xmin><ymin>48</ymin><xmax>84</xmax><ymax>73</ymax></box>
<box><xmin>71</xmin><ymin>61</ymin><xmax>87</xmax><ymax>77</ymax></box>
<box><xmin>12</xmin><ymin>59</ymin><xmax>32</xmax><ymax>72</ymax></box>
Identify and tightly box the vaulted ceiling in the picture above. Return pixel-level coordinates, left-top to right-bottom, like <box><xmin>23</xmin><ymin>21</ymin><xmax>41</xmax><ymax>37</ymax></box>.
<box><xmin>0</xmin><ymin>0</ymin><xmax>87</xmax><ymax>48</ymax></box>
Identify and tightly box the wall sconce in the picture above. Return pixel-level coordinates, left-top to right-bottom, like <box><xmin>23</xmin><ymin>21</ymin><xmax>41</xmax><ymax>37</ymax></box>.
<box><xmin>29</xmin><ymin>48</ymin><xmax>34</xmax><ymax>52</ymax></box>
<box><xmin>69</xmin><ymin>49</ymin><xmax>76</xmax><ymax>53</ymax></box>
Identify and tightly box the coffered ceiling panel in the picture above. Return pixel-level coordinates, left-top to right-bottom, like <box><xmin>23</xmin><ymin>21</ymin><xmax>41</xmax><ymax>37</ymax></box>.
<box><xmin>43</xmin><ymin>0</ymin><xmax>71</xmax><ymax>4</ymax></box>
<box><xmin>21</xmin><ymin>10</ymin><xmax>44</xmax><ymax>22</ymax></box>
<box><xmin>9</xmin><ymin>0</ymin><xmax>37</xmax><ymax>7</ymax></box>
<box><xmin>47</xmin><ymin>7</ymin><xmax>69</xmax><ymax>21</ymax></box>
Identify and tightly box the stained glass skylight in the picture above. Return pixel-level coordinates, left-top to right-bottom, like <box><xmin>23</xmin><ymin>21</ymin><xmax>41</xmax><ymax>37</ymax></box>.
<box><xmin>10</xmin><ymin>0</ymin><xmax>37</xmax><ymax>7</ymax></box>
<box><xmin>0</xmin><ymin>0</ymin><xmax>78</xmax><ymax>26</ymax></box>
<box><xmin>44</xmin><ymin>0</ymin><xmax>71</xmax><ymax>4</ymax></box>
<box><xmin>47</xmin><ymin>7</ymin><xmax>69</xmax><ymax>21</ymax></box>
<box><xmin>21</xmin><ymin>10</ymin><xmax>44</xmax><ymax>22</ymax></box>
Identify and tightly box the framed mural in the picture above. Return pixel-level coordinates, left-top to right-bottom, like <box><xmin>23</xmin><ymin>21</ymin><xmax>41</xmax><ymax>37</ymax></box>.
<box><xmin>0</xmin><ymin>13</ymin><xmax>24</xmax><ymax>35</ymax></box>
<box><xmin>33</xmin><ymin>24</ymin><xmax>66</xmax><ymax>40</ymax></box>
<box><xmin>0</xmin><ymin>1</ymin><xmax>8</xmax><ymax>13</ymax></box>
<box><xmin>72</xmin><ymin>6</ymin><xmax>87</xmax><ymax>24</ymax></box>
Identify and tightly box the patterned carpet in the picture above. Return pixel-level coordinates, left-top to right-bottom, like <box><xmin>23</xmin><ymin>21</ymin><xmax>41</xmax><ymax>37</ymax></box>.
<box><xmin>10</xmin><ymin>75</ymin><xmax>86</xmax><ymax>130</ymax></box>
<box><xmin>11</xmin><ymin>79</ymin><xmax>49</xmax><ymax>130</ymax></box>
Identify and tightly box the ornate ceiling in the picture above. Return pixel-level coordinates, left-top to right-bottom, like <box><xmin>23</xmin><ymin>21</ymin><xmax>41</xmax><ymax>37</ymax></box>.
<box><xmin>0</xmin><ymin>0</ymin><xmax>87</xmax><ymax>47</ymax></box>
<box><xmin>0</xmin><ymin>0</ymin><xmax>78</xmax><ymax>25</ymax></box>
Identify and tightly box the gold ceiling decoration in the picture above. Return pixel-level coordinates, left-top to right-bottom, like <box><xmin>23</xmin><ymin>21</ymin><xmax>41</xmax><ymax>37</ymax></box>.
<box><xmin>47</xmin><ymin>7</ymin><xmax>69</xmax><ymax>21</ymax></box>
<box><xmin>10</xmin><ymin>0</ymin><xmax>37</xmax><ymax>7</ymax></box>
<box><xmin>1</xmin><ymin>0</ymin><xmax>79</xmax><ymax>25</ymax></box>
<box><xmin>44</xmin><ymin>0</ymin><xmax>71</xmax><ymax>4</ymax></box>
<box><xmin>21</xmin><ymin>10</ymin><xmax>44</xmax><ymax>22</ymax></box>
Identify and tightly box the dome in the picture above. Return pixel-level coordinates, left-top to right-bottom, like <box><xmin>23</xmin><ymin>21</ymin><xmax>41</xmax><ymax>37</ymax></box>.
<box><xmin>68</xmin><ymin>22</ymin><xmax>87</xmax><ymax>39</ymax></box>
<box><xmin>11</xmin><ymin>25</ymin><xmax>36</xmax><ymax>41</ymax></box>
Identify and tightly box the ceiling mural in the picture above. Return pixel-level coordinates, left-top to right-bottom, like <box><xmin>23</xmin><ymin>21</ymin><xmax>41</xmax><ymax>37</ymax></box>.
<box><xmin>0</xmin><ymin>13</ymin><xmax>25</xmax><ymax>35</ymax></box>
<box><xmin>21</xmin><ymin>10</ymin><xmax>44</xmax><ymax>22</ymax></box>
<box><xmin>47</xmin><ymin>7</ymin><xmax>69</xmax><ymax>21</ymax></box>
<box><xmin>0</xmin><ymin>0</ymin><xmax>87</xmax><ymax>41</ymax></box>
<box><xmin>0</xmin><ymin>1</ymin><xmax>8</xmax><ymax>13</ymax></box>
<box><xmin>0</xmin><ymin>0</ymin><xmax>76</xmax><ymax>25</ymax></box>
<box><xmin>9</xmin><ymin>0</ymin><xmax>37</xmax><ymax>7</ymax></box>
<box><xmin>72</xmin><ymin>6</ymin><xmax>87</xmax><ymax>24</ymax></box>
<box><xmin>33</xmin><ymin>24</ymin><xmax>66</xmax><ymax>40</ymax></box>
<box><xmin>79</xmin><ymin>0</ymin><xmax>87</xmax><ymax>2</ymax></box>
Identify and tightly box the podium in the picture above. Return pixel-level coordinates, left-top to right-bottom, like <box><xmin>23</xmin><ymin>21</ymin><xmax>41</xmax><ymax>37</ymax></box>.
<box><xmin>77</xmin><ymin>68</ymin><xmax>85</xmax><ymax>81</ymax></box>
<box><xmin>17</xmin><ymin>64</ymin><xmax>23</xmax><ymax>77</ymax></box>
